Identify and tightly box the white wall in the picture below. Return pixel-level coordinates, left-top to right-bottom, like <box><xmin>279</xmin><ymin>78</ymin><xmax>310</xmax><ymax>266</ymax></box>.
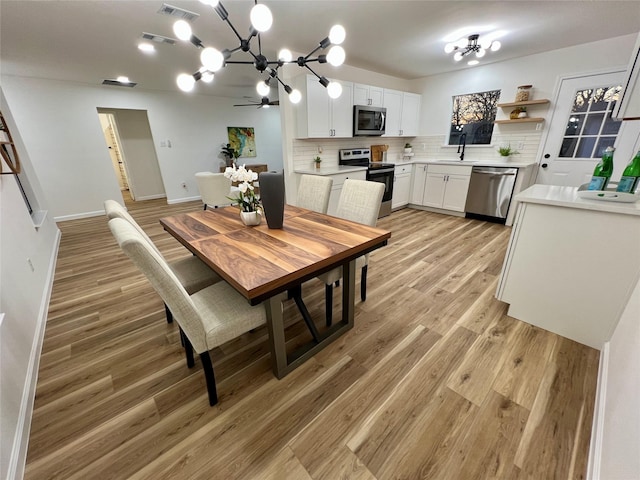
<box><xmin>0</xmin><ymin>76</ymin><xmax>284</xmax><ymax>220</ymax></box>
<box><xmin>0</xmin><ymin>89</ymin><xmax>60</xmax><ymax>480</ymax></box>
<box><xmin>593</xmin><ymin>277</ymin><xmax>640</xmax><ymax>479</ymax></box>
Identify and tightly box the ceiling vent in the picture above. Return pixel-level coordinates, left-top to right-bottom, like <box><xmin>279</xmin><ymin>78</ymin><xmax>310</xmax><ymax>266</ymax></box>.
<box><xmin>141</xmin><ymin>32</ymin><xmax>176</xmax><ymax>45</ymax></box>
<box><xmin>102</xmin><ymin>79</ymin><xmax>137</xmax><ymax>88</ymax></box>
<box><xmin>157</xmin><ymin>3</ymin><xmax>200</xmax><ymax>22</ymax></box>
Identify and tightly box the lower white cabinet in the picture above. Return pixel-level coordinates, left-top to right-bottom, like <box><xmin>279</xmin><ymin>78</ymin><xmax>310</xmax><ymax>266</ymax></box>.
<box><xmin>392</xmin><ymin>164</ymin><xmax>412</xmax><ymax>209</ymax></box>
<box><xmin>326</xmin><ymin>170</ymin><xmax>367</xmax><ymax>216</ymax></box>
<box><xmin>411</xmin><ymin>163</ymin><xmax>472</xmax><ymax>212</ymax></box>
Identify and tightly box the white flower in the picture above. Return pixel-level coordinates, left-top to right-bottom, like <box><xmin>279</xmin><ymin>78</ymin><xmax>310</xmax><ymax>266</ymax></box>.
<box><xmin>238</xmin><ymin>182</ymin><xmax>248</xmax><ymax>193</ymax></box>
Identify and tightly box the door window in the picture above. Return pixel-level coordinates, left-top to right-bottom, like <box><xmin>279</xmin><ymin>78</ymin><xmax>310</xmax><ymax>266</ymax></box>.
<box><xmin>559</xmin><ymin>85</ymin><xmax>622</xmax><ymax>159</ymax></box>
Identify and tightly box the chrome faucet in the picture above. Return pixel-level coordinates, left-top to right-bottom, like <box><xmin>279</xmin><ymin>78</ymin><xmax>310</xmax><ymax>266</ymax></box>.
<box><xmin>457</xmin><ymin>133</ymin><xmax>467</xmax><ymax>161</ymax></box>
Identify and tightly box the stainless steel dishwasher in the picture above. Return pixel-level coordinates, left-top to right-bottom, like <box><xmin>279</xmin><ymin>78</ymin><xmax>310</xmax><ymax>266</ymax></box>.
<box><xmin>465</xmin><ymin>166</ymin><xmax>518</xmax><ymax>222</ymax></box>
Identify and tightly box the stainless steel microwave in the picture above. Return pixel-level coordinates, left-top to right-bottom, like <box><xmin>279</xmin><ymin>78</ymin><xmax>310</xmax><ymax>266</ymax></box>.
<box><xmin>353</xmin><ymin>105</ymin><xmax>386</xmax><ymax>136</ymax></box>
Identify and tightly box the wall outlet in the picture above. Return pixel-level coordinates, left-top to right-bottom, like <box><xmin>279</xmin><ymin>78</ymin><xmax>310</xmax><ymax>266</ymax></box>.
<box><xmin>317</xmin><ymin>145</ymin><xmax>323</xmax><ymax>154</ymax></box>
<box><xmin>536</xmin><ymin>122</ymin><xmax>542</xmax><ymax>131</ymax></box>
<box><xmin>517</xmin><ymin>142</ymin><xmax>525</xmax><ymax>150</ymax></box>
<box><xmin>27</xmin><ymin>258</ymin><xmax>35</xmax><ymax>272</ymax></box>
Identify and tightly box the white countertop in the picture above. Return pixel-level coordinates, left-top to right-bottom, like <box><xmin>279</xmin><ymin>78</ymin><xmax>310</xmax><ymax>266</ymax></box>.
<box><xmin>404</xmin><ymin>159</ymin><xmax>536</xmax><ymax>168</ymax></box>
<box><xmin>294</xmin><ymin>165</ymin><xmax>367</xmax><ymax>176</ymax></box>
<box><xmin>515</xmin><ymin>184</ymin><xmax>640</xmax><ymax>216</ymax></box>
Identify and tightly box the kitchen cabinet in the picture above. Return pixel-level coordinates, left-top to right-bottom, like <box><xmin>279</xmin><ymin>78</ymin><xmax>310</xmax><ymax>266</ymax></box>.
<box><xmin>326</xmin><ymin>170</ymin><xmax>367</xmax><ymax>215</ymax></box>
<box><xmin>353</xmin><ymin>83</ymin><xmax>383</xmax><ymax>107</ymax></box>
<box><xmin>383</xmin><ymin>89</ymin><xmax>421</xmax><ymax>137</ymax></box>
<box><xmin>296</xmin><ymin>74</ymin><xmax>354</xmax><ymax>138</ymax></box>
<box><xmin>494</xmin><ymin>99</ymin><xmax>550</xmax><ymax>124</ymax></box>
<box><xmin>497</xmin><ymin>184</ymin><xmax>640</xmax><ymax>349</ymax></box>
<box><xmin>411</xmin><ymin>163</ymin><xmax>471</xmax><ymax>212</ymax></box>
<box><xmin>392</xmin><ymin>164</ymin><xmax>412</xmax><ymax>209</ymax></box>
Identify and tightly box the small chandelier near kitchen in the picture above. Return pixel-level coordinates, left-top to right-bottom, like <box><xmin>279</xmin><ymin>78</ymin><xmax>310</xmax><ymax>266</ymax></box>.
<box><xmin>172</xmin><ymin>0</ymin><xmax>346</xmax><ymax>104</ymax></box>
<box><xmin>444</xmin><ymin>34</ymin><xmax>501</xmax><ymax>63</ymax></box>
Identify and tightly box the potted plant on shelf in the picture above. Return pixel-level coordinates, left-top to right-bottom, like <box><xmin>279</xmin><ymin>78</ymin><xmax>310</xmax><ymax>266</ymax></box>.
<box><xmin>220</xmin><ymin>143</ymin><xmax>240</xmax><ymax>167</ymax></box>
<box><xmin>223</xmin><ymin>164</ymin><xmax>261</xmax><ymax>225</ymax></box>
<box><xmin>404</xmin><ymin>143</ymin><xmax>412</xmax><ymax>154</ymax></box>
<box><xmin>313</xmin><ymin>155</ymin><xmax>322</xmax><ymax>168</ymax></box>
<box><xmin>498</xmin><ymin>144</ymin><xmax>520</xmax><ymax>160</ymax></box>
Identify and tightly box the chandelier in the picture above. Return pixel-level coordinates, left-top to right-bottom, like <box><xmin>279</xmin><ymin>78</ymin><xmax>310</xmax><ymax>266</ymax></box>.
<box><xmin>444</xmin><ymin>34</ymin><xmax>501</xmax><ymax>62</ymax></box>
<box><xmin>172</xmin><ymin>0</ymin><xmax>346</xmax><ymax>104</ymax></box>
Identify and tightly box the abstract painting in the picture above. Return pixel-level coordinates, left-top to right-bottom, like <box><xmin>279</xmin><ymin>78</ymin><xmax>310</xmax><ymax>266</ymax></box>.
<box><xmin>227</xmin><ymin>127</ymin><xmax>256</xmax><ymax>158</ymax></box>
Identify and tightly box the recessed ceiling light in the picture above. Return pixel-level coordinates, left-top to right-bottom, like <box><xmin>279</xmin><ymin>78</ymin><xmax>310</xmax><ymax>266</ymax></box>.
<box><xmin>116</xmin><ymin>76</ymin><xmax>130</xmax><ymax>83</ymax></box>
<box><xmin>467</xmin><ymin>60</ymin><xmax>479</xmax><ymax>66</ymax></box>
<box><xmin>138</xmin><ymin>43</ymin><xmax>155</xmax><ymax>53</ymax></box>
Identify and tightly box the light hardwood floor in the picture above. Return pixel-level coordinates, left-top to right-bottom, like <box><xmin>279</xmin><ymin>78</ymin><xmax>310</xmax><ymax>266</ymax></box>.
<box><xmin>25</xmin><ymin>195</ymin><xmax>599</xmax><ymax>479</ymax></box>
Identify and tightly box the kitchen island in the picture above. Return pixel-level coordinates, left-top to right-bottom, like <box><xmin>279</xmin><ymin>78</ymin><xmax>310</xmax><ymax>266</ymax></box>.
<box><xmin>496</xmin><ymin>184</ymin><xmax>640</xmax><ymax>349</ymax></box>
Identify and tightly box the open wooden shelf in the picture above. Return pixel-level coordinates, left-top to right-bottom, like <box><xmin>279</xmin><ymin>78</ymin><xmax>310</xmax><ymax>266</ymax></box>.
<box><xmin>497</xmin><ymin>99</ymin><xmax>550</xmax><ymax>108</ymax></box>
<box><xmin>495</xmin><ymin>117</ymin><xmax>545</xmax><ymax>124</ymax></box>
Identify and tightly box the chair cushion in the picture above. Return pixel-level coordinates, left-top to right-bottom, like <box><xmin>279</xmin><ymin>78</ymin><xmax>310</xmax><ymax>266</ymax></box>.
<box><xmin>169</xmin><ymin>256</ymin><xmax>221</xmax><ymax>294</ymax></box>
<box><xmin>190</xmin><ymin>281</ymin><xmax>267</xmax><ymax>350</ymax></box>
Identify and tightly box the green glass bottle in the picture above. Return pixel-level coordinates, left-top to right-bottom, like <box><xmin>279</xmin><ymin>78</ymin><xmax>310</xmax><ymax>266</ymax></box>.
<box><xmin>616</xmin><ymin>150</ymin><xmax>640</xmax><ymax>193</ymax></box>
<box><xmin>587</xmin><ymin>146</ymin><xmax>615</xmax><ymax>191</ymax></box>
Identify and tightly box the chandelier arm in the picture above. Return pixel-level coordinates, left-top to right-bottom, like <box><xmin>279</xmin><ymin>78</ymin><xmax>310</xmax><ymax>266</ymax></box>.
<box><xmin>304</xmin><ymin>44</ymin><xmax>325</xmax><ymax>61</ymax></box>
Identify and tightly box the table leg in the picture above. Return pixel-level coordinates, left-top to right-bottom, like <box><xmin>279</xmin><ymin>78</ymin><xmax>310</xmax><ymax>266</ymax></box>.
<box><xmin>265</xmin><ymin>260</ymin><xmax>357</xmax><ymax>379</ymax></box>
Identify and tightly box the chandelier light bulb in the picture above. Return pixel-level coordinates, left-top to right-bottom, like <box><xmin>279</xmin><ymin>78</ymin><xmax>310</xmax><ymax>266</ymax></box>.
<box><xmin>327</xmin><ymin>81</ymin><xmax>343</xmax><ymax>99</ymax></box>
<box><xmin>468</xmin><ymin>60</ymin><xmax>479</xmax><ymax>66</ymax></box>
<box><xmin>289</xmin><ymin>89</ymin><xmax>302</xmax><ymax>104</ymax></box>
<box><xmin>173</xmin><ymin>20</ymin><xmax>192</xmax><ymax>41</ymax></box>
<box><xmin>278</xmin><ymin>48</ymin><xmax>293</xmax><ymax>62</ymax></box>
<box><xmin>491</xmin><ymin>41</ymin><xmax>501</xmax><ymax>52</ymax></box>
<box><xmin>453</xmin><ymin>51</ymin><xmax>463</xmax><ymax>62</ymax></box>
<box><xmin>444</xmin><ymin>43</ymin><xmax>455</xmax><ymax>54</ymax></box>
<box><xmin>326</xmin><ymin>45</ymin><xmax>346</xmax><ymax>66</ymax></box>
<box><xmin>250</xmin><ymin>4</ymin><xmax>273</xmax><ymax>32</ymax></box>
<box><xmin>328</xmin><ymin>25</ymin><xmax>346</xmax><ymax>45</ymax></box>
<box><xmin>476</xmin><ymin>48</ymin><xmax>486</xmax><ymax>58</ymax></box>
<box><xmin>177</xmin><ymin>73</ymin><xmax>195</xmax><ymax>92</ymax></box>
<box><xmin>256</xmin><ymin>80</ymin><xmax>270</xmax><ymax>96</ymax></box>
<box><xmin>200</xmin><ymin>47</ymin><xmax>224</xmax><ymax>72</ymax></box>
<box><xmin>201</xmin><ymin>71</ymin><xmax>214</xmax><ymax>83</ymax></box>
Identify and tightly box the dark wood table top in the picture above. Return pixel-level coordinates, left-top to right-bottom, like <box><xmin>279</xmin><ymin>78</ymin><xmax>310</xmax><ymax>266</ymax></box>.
<box><xmin>160</xmin><ymin>205</ymin><xmax>391</xmax><ymax>305</ymax></box>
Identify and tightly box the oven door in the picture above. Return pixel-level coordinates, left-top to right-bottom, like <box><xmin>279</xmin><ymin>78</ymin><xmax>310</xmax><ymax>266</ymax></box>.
<box><xmin>367</xmin><ymin>167</ymin><xmax>394</xmax><ymax>203</ymax></box>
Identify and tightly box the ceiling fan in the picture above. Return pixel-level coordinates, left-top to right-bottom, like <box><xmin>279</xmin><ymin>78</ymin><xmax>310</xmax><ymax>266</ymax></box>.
<box><xmin>233</xmin><ymin>96</ymin><xmax>279</xmax><ymax>108</ymax></box>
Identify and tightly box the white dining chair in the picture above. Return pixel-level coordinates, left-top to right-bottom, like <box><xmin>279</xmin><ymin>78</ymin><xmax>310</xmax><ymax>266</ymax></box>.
<box><xmin>195</xmin><ymin>171</ymin><xmax>234</xmax><ymax>210</ymax></box>
<box><xmin>296</xmin><ymin>174</ymin><xmax>333</xmax><ymax>214</ymax></box>
<box><xmin>104</xmin><ymin>199</ymin><xmax>220</xmax><ymax>323</ymax></box>
<box><xmin>108</xmin><ymin>217</ymin><xmax>266</xmax><ymax>406</ymax></box>
<box><xmin>317</xmin><ymin>179</ymin><xmax>384</xmax><ymax>326</ymax></box>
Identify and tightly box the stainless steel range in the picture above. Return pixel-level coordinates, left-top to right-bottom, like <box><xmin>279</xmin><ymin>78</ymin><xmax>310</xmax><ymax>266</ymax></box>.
<box><xmin>339</xmin><ymin>148</ymin><xmax>395</xmax><ymax>218</ymax></box>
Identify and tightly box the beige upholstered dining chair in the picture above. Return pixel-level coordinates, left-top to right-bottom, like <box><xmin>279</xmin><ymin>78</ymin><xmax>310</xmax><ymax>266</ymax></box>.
<box><xmin>108</xmin><ymin>217</ymin><xmax>267</xmax><ymax>405</ymax></box>
<box><xmin>195</xmin><ymin>171</ymin><xmax>234</xmax><ymax>210</ymax></box>
<box><xmin>296</xmin><ymin>174</ymin><xmax>333</xmax><ymax>213</ymax></box>
<box><xmin>104</xmin><ymin>199</ymin><xmax>220</xmax><ymax>323</ymax></box>
<box><xmin>317</xmin><ymin>179</ymin><xmax>385</xmax><ymax>325</ymax></box>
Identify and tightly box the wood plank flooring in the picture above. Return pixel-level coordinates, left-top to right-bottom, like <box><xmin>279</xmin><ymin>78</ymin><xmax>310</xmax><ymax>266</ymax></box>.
<box><xmin>25</xmin><ymin>195</ymin><xmax>600</xmax><ymax>479</ymax></box>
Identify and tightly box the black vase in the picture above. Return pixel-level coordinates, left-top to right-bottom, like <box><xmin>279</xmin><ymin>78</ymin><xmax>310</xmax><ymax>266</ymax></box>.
<box><xmin>259</xmin><ymin>170</ymin><xmax>285</xmax><ymax>229</ymax></box>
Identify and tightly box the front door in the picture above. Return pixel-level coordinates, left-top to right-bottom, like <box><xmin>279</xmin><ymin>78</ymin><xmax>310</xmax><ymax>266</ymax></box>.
<box><xmin>536</xmin><ymin>71</ymin><xmax>640</xmax><ymax>187</ymax></box>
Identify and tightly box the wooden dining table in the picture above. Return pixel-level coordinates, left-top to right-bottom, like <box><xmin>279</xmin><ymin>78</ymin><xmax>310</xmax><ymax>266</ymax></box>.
<box><xmin>159</xmin><ymin>205</ymin><xmax>391</xmax><ymax>378</ymax></box>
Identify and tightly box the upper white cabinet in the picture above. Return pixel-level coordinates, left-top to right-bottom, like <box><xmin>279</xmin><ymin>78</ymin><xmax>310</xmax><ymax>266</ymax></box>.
<box><xmin>383</xmin><ymin>89</ymin><xmax>421</xmax><ymax>137</ymax></box>
<box><xmin>354</xmin><ymin>83</ymin><xmax>384</xmax><ymax>107</ymax></box>
<box><xmin>296</xmin><ymin>75</ymin><xmax>354</xmax><ymax>138</ymax></box>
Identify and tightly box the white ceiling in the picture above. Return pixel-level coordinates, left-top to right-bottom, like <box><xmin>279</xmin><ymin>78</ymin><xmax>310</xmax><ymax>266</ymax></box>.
<box><xmin>2</xmin><ymin>0</ymin><xmax>639</xmax><ymax>100</ymax></box>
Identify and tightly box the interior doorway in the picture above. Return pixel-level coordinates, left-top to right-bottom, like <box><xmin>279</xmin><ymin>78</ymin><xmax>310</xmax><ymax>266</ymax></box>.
<box><xmin>98</xmin><ymin>113</ymin><xmax>132</xmax><ymax>199</ymax></box>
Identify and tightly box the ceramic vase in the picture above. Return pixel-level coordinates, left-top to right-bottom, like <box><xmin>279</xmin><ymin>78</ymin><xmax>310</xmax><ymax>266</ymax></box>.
<box><xmin>240</xmin><ymin>210</ymin><xmax>261</xmax><ymax>226</ymax></box>
<box><xmin>259</xmin><ymin>170</ymin><xmax>285</xmax><ymax>229</ymax></box>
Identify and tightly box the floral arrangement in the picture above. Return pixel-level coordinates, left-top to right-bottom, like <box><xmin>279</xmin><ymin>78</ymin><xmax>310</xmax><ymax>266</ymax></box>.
<box><xmin>224</xmin><ymin>164</ymin><xmax>261</xmax><ymax>212</ymax></box>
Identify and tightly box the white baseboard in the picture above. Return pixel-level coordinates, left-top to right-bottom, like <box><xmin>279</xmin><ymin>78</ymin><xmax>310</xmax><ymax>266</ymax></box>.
<box><xmin>167</xmin><ymin>195</ymin><xmax>201</xmax><ymax>205</ymax></box>
<box><xmin>7</xmin><ymin>228</ymin><xmax>61</xmax><ymax>480</ymax></box>
<box><xmin>586</xmin><ymin>341</ymin><xmax>609</xmax><ymax>480</ymax></box>
<box><xmin>54</xmin><ymin>209</ymin><xmax>104</xmax><ymax>222</ymax></box>
<box><xmin>135</xmin><ymin>193</ymin><xmax>166</xmax><ymax>201</ymax></box>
